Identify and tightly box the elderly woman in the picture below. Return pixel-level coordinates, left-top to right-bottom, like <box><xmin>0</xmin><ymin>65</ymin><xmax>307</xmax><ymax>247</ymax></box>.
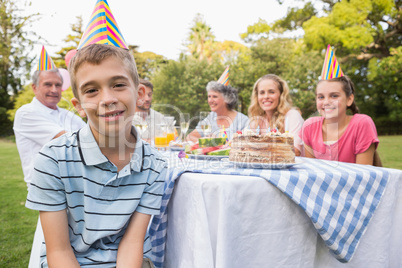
<box><xmin>248</xmin><ymin>74</ymin><xmax>304</xmax><ymax>155</ymax></box>
<box><xmin>188</xmin><ymin>81</ymin><xmax>248</xmax><ymax>142</ymax></box>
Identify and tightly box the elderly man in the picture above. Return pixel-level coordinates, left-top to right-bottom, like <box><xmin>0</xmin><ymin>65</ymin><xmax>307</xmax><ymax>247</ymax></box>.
<box><xmin>14</xmin><ymin>68</ymin><xmax>86</xmax><ymax>190</ymax></box>
<box><xmin>13</xmin><ymin>47</ymin><xmax>86</xmax><ymax>268</ymax></box>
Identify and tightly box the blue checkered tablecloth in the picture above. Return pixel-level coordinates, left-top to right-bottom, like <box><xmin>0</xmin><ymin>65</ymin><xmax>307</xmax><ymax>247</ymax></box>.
<box><xmin>148</xmin><ymin>156</ymin><xmax>389</xmax><ymax>267</ymax></box>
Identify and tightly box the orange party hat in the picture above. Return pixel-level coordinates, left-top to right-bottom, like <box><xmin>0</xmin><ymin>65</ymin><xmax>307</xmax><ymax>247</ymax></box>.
<box><xmin>217</xmin><ymin>66</ymin><xmax>230</xmax><ymax>86</ymax></box>
<box><xmin>78</xmin><ymin>0</ymin><xmax>128</xmax><ymax>50</ymax></box>
<box><xmin>321</xmin><ymin>44</ymin><xmax>344</xmax><ymax>80</ymax></box>
<box><xmin>37</xmin><ymin>46</ymin><xmax>56</xmax><ymax>71</ymax></box>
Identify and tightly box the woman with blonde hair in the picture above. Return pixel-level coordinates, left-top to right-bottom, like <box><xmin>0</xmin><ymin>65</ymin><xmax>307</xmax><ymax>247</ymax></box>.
<box><xmin>248</xmin><ymin>74</ymin><xmax>304</xmax><ymax>155</ymax></box>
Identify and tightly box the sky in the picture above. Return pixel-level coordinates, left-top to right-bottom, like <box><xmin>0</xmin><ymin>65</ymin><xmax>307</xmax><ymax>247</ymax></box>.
<box><xmin>24</xmin><ymin>0</ymin><xmax>295</xmax><ymax>62</ymax></box>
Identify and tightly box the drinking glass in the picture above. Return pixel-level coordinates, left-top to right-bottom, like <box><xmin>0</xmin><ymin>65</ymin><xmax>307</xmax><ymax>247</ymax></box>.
<box><xmin>163</xmin><ymin>115</ymin><xmax>175</xmax><ymax>127</ymax></box>
<box><xmin>134</xmin><ymin>112</ymin><xmax>148</xmax><ymax>137</ymax></box>
<box><xmin>154</xmin><ymin>124</ymin><xmax>168</xmax><ymax>150</ymax></box>
<box><xmin>199</xmin><ymin>111</ymin><xmax>211</xmax><ymax>137</ymax></box>
<box><xmin>163</xmin><ymin>115</ymin><xmax>175</xmax><ymax>145</ymax></box>
<box><xmin>168</xmin><ymin>126</ymin><xmax>182</xmax><ymax>148</ymax></box>
<box><xmin>180</xmin><ymin>113</ymin><xmax>190</xmax><ymax>141</ymax></box>
<box><xmin>166</xmin><ymin>125</ymin><xmax>175</xmax><ymax>145</ymax></box>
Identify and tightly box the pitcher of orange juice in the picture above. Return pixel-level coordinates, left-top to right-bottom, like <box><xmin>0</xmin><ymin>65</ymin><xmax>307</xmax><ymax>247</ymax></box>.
<box><xmin>166</xmin><ymin>125</ymin><xmax>175</xmax><ymax>145</ymax></box>
<box><xmin>154</xmin><ymin>124</ymin><xmax>168</xmax><ymax>149</ymax></box>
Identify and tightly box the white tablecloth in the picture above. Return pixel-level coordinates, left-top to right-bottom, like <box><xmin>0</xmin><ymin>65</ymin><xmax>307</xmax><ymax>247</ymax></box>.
<box><xmin>28</xmin><ymin>151</ymin><xmax>402</xmax><ymax>267</ymax></box>
<box><xmin>163</xmin><ymin>168</ymin><xmax>402</xmax><ymax>268</ymax></box>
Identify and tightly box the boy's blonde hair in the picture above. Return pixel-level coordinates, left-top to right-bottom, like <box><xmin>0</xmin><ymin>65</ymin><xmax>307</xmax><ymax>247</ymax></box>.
<box><xmin>68</xmin><ymin>44</ymin><xmax>139</xmax><ymax>99</ymax></box>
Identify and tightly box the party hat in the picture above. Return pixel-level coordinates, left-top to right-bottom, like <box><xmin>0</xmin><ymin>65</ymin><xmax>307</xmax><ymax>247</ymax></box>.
<box><xmin>78</xmin><ymin>0</ymin><xmax>128</xmax><ymax>50</ymax></box>
<box><xmin>217</xmin><ymin>66</ymin><xmax>230</xmax><ymax>86</ymax></box>
<box><xmin>37</xmin><ymin>46</ymin><xmax>56</xmax><ymax>71</ymax></box>
<box><xmin>321</xmin><ymin>44</ymin><xmax>344</xmax><ymax>80</ymax></box>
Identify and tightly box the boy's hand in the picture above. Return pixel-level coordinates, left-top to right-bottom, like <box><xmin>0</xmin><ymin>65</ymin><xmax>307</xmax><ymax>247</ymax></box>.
<box><xmin>117</xmin><ymin>211</ymin><xmax>151</xmax><ymax>268</ymax></box>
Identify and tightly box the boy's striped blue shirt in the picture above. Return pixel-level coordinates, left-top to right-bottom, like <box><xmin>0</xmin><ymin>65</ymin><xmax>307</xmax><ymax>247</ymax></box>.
<box><xmin>26</xmin><ymin>125</ymin><xmax>167</xmax><ymax>267</ymax></box>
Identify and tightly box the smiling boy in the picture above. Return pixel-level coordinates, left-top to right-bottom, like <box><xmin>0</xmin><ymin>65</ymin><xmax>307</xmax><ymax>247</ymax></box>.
<box><xmin>25</xmin><ymin>44</ymin><xmax>166</xmax><ymax>268</ymax></box>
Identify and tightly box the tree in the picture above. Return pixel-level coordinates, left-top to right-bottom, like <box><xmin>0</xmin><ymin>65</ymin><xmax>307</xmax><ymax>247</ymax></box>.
<box><xmin>240</xmin><ymin>2</ymin><xmax>317</xmax><ymax>42</ymax></box>
<box><xmin>240</xmin><ymin>18</ymin><xmax>273</xmax><ymax>43</ymax></box>
<box><xmin>303</xmin><ymin>0</ymin><xmax>400</xmax><ymax>59</ymax></box>
<box><xmin>242</xmin><ymin>0</ymin><xmax>401</xmax><ymax>60</ymax></box>
<box><xmin>240</xmin><ymin>0</ymin><xmax>402</xmax><ymax>128</ymax></box>
<box><xmin>129</xmin><ymin>45</ymin><xmax>168</xmax><ymax>80</ymax></box>
<box><xmin>0</xmin><ymin>0</ymin><xmax>37</xmax><ymax>135</ymax></box>
<box><xmin>213</xmin><ymin>40</ymin><xmax>249</xmax><ymax>65</ymax></box>
<box><xmin>301</xmin><ymin>0</ymin><xmax>401</xmax><ymax>123</ymax></box>
<box><xmin>186</xmin><ymin>14</ymin><xmax>216</xmax><ymax>61</ymax></box>
<box><xmin>366</xmin><ymin>46</ymin><xmax>402</xmax><ymax>120</ymax></box>
<box><xmin>151</xmin><ymin>55</ymin><xmax>225</xmax><ymax>126</ymax></box>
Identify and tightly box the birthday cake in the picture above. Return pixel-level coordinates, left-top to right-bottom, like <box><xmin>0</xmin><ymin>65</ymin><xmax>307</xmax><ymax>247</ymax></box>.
<box><xmin>229</xmin><ymin>130</ymin><xmax>295</xmax><ymax>164</ymax></box>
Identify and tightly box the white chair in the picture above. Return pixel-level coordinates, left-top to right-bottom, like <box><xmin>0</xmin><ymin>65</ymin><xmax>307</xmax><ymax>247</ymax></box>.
<box><xmin>28</xmin><ymin>217</ymin><xmax>43</xmax><ymax>268</ymax></box>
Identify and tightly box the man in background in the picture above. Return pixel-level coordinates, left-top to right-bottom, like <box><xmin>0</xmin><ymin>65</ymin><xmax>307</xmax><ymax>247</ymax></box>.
<box><xmin>13</xmin><ymin>46</ymin><xmax>86</xmax><ymax>268</ymax></box>
<box><xmin>134</xmin><ymin>79</ymin><xmax>165</xmax><ymax>142</ymax></box>
<box><xmin>13</xmin><ymin>68</ymin><xmax>86</xmax><ymax>190</ymax></box>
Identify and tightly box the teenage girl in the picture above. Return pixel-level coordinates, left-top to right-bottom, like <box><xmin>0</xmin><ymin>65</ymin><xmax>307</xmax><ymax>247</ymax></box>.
<box><xmin>301</xmin><ymin>75</ymin><xmax>379</xmax><ymax>165</ymax></box>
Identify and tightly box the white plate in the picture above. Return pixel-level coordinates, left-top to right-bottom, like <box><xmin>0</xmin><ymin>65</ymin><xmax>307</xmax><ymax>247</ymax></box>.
<box><xmin>187</xmin><ymin>154</ymin><xmax>229</xmax><ymax>161</ymax></box>
<box><xmin>229</xmin><ymin>158</ymin><xmax>304</xmax><ymax>169</ymax></box>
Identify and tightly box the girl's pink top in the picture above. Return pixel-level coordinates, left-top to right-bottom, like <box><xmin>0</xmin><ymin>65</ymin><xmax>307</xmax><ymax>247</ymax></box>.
<box><xmin>300</xmin><ymin>114</ymin><xmax>379</xmax><ymax>163</ymax></box>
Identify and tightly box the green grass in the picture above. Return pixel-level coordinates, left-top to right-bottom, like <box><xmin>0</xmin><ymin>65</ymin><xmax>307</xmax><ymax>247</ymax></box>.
<box><xmin>377</xmin><ymin>135</ymin><xmax>402</xmax><ymax>170</ymax></box>
<box><xmin>0</xmin><ymin>135</ymin><xmax>400</xmax><ymax>266</ymax></box>
<box><xmin>0</xmin><ymin>139</ymin><xmax>38</xmax><ymax>267</ymax></box>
